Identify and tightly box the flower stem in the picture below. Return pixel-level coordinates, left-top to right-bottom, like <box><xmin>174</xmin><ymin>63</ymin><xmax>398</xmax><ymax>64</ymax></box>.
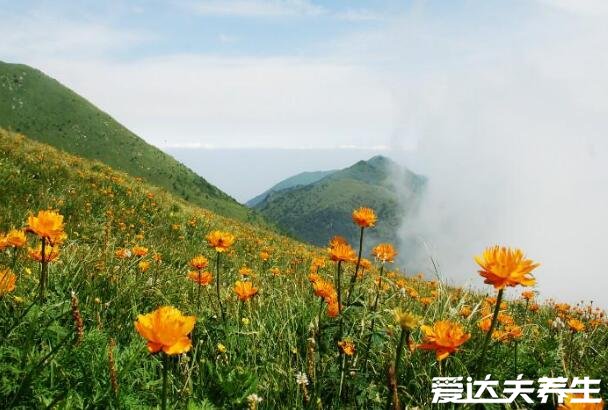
<box><xmin>215</xmin><ymin>252</ymin><xmax>225</xmax><ymax>322</ymax></box>
<box><xmin>161</xmin><ymin>354</ymin><xmax>169</xmax><ymax>410</ymax></box>
<box><xmin>364</xmin><ymin>264</ymin><xmax>384</xmax><ymax>370</ymax></box>
<box><xmin>336</xmin><ymin>260</ymin><xmax>343</xmax><ymax>337</ymax></box>
<box><xmin>476</xmin><ymin>288</ymin><xmax>504</xmax><ymax>377</ymax></box>
<box><xmin>197</xmin><ymin>271</ymin><xmax>202</xmax><ymax>310</ymax></box>
<box><xmin>346</xmin><ymin>227</ymin><xmax>364</xmax><ymax>305</ymax></box>
<box><xmin>386</xmin><ymin>328</ymin><xmax>408</xmax><ymax>410</ymax></box>
<box><xmin>38</xmin><ymin>237</ymin><xmax>48</xmax><ymax>303</ymax></box>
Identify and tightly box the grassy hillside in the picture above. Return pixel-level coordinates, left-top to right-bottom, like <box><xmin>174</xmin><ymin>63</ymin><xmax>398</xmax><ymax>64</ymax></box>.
<box><xmin>246</xmin><ymin>169</ymin><xmax>336</xmax><ymax>207</ymax></box>
<box><xmin>0</xmin><ymin>61</ymin><xmax>258</xmax><ymax>223</ymax></box>
<box><xmin>253</xmin><ymin>156</ymin><xmax>426</xmax><ymax>249</ymax></box>
<box><xmin>0</xmin><ymin>130</ymin><xmax>606</xmax><ymax>409</ymax></box>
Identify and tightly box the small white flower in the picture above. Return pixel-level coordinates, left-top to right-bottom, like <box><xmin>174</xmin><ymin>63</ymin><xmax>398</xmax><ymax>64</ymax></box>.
<box><xmin>247</xmin><ymin>393</ymin><xmax>263</xmax><ymax>404</ymax></box>
<box><xmin>295</xmin><ymin>371</ymin><xmax>309</xmax><ymax>386</ymax></box>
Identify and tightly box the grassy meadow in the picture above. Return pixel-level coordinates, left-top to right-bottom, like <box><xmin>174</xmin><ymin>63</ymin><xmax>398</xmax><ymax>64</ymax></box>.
<box><xmin>0</xmin><ymin>128</ymin><xmax>606</xmax><ymax>409</ymax></box>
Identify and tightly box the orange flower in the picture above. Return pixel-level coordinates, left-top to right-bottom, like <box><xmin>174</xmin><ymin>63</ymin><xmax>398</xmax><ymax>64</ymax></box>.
<box><xmin>206</xmin><ymin>230</ymin><xmax>235</xmax><ymax>253</ymax></box>
<box><xmin>259</xmin><ymin>250</ymin><xmax>271</xmax><ymax>261</ymax></box>
<box><xmin>310</xmin><ymin>257</ymin><xmax>326</xmax><ymax>272</ymax></box>
<box><xmin>418</xmin><ymin>320</ymin><xmax>470</xmax><ymax>361</ymax></box>
<box><xmin>5</xmin><ymin>229</ymin><xmax>27</xmax><ymax>248</ymax></box>
<box><xmin>234</xmin><ymin>281</ymin><xmax>258</xmax><ymax>302</ymax></box>
<box><xmin>239</xmin><ymin>266</ymin><xmax>253</xmax><ymax>277</ymax></box>
<box><xmin>134</xmin><ymin>306</ymin><xmax>195</xmax><ymax>355</ymax></box>
<box><xmin>521</xmin><ymin>290</ymin><xmax>535</xmax><ymax>301</ymax></box>
<box><xmin>0</xmin><ymin>268</ymin><xmax>16</xmax><ymax>296</ymax></box>
<box><xmin>372</xmin><ymin>243</ymin><xmax>397</xmax><ymax>263</ymax></box>
<box><xmin>138</xmin><ymin>261</ymin><xmax>151</xmax><ymax>273</ymax></box>
<box><xmin>188</xmin><ymin>271</ymin><xmax>213</xmax><ymax>286</ymax></box>
<box><xmin>26</xmin><ymin>210</ymin><xmax>66</xmax><ymax>244</ymax></box>
<box><xmin>474</xmin><ymin>246</ymin><xmax>539</xmax><ymax>289</ymax></box>
<box><xmin>459</xmin><ymin>306</ymin><xmax>472</xmax><ymax>318</ymax></box>
<box><xmin>478</xmin><ymin>318</ymin><xmax>492</xmax><ymax>332</ymax></box>
<box><xmin>115</xmin><ymin>248</ymin><xmax>132</xmax><ymax>259</ymax></box>
<box><xmin>558</xmin><ymin>393</ymin><xmax>604</xmax><ymax>409</ymax></box>
<box><xmin>308</xmin><ymin>273</ymin><xmax>321</xmax><ymax>283</ymax></box>
<box><xmin>352</xmin><ymin>207</ymin><xmax>377</xmax><ymax>228</ymax></box>
<box><xmin>189</xmin><ymin>255</ymin><xmax>209</xmax><ymax>270</ymax></box>
<box><xmin>568</xmin><ymin>318</ymin><xmax>585</xmax><ymax>333</ymax></box>
<box><xmin>492</xmin><ymin>325</ymin><xmax>523</xmax><ymax>343</ymax></box>
<box><xmin>328</xmin><ymin>243</ymin><xmax>356</xmax><ymax>263</ymax></box>
<box><xmin>337</xmin><ymin>340</ymin><xmax>356</xmax><ymax>356</ymax></box>
<box><xmin>28</xmin><ymin>243</ymin><xmax>60</xmax><ymax>263</ymax></box>
<box><xmin>327</xmin><ymin>300</ymin><xmax>340</xmax><ymax>317</ymax></box>
<box><xmin>132</xmin><ymin>246</ymin><xmax>148</xmax><ymax>257</ymax></box>
<box><xmin>328</xmin><ymin>235</ymin><xmax>348</xmax><ymax>248</ymax></box>
<box><xmin>313</xmin><ymin>280</ymin><xmax>337</xmax><ymax>301</ymax></box>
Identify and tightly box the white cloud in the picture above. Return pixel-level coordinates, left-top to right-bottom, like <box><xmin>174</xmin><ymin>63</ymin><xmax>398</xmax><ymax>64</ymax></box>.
<box><xmin>186</xmin><ymin>0</ymin><xmax>325</xmax><ymax>17</ymax></box>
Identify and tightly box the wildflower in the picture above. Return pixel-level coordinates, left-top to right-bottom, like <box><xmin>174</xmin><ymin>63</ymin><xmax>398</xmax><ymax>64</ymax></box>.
<box><xmin>132</xmin><ymin>246</ymin><xmax>148</xmax><ymax>257</ymax></box>
<box><xmin>474</xmin><ymin>246</ymin><xmax>539</xmax><ymax>289</ymax></box>
<box><xmin>0</xmin><ymin>268</ymin><xmax>16</xmax><ymax>296</ymax></box>
<box><xmin>259</xmin><ymin>250</ymin><xmax>270</xmax><ymax>261</ymax></box>
<box><xmin>328</xmin><ymin>235</ymin><xmax>348</xmax><ymax>248</ymax></box>
<box><xmin>295</xmin><ymin>371</ymin><xmax>309</xmax><ymax>386</ymax></box>
<box><xmin>247</xmin><ymin>393</ymin><xmax>263</xmax><ymax>410</ymax></box>
<box><xmin>188</xmin><ymin>271</ymin><xmax>212</xmax><ymax>286</ymax></box>
<box><xmin>239</xmin><ymin>266</ymin><xmax>253</xmax><ymax>277</ymax></box>
<box><xmin>134</xmin><ymin>306</ymin><xmax>195</xmax><ymax>355</ymax></box>
<box><xmin>393</xmin><ymin>308</ymin><xmax>421</xmax><ymax>331</ymax></box>
<box><xmin>206</xmin><ymin>230</ymin><xmax>235</xmax><ymax>253</ymax></box>
<box><xmin>308</xmin><ymin>273</ymin><xmax>321</xmax><ymax>283</ymax></box>
<box><xmin>521</xmin><ymin>290</ymin><xmax>535</xmax><ymax>301</ymax></box>
<box><xmin>26</xmin><ymin>210</ymin><xmax>66</xmax><ymax>244</ymax></box>
<box><xmin>352</xmin><ymin>207</ymin><xmax>377</xmax><ymax>228</ymax></box>
<box><xmin>460</xmin><ymin>306</ymin><xmax>472</xmax><ymax>318</ymax></box>
<box><xmin>327</xmin><ymin>300</ymin><xmax>339</xmax><ymax>318</ymax></box>
<box><xmin>241</xmin><ymin>317</ymin><xmax>250</xmax><ymax>326</ymax></box>
<box><xmin>372</xmin><ymin>243</ymin><xmax>397</xmax><ymax>263</ymax></box>
<box><xmin>5</xmin><ymin>229</ymin><xmax>27</xmax><ymax>248</ymax></box>
<box><xmin>568</xmin><ymin>318</ymin><xmax>585</xmax><ymax>333</ymax></box>
<box><xmin>338</xmin><ymin>339</ymin><xmax>356</xmax><ymax>356</ymax></box>
<box><xmin>217</xmin><ymin>343</ymin><xmax>227</xmax><ymax>353</ymax></box>
<box><xmin>478</xmin><ymin>318</ymin><xmax>492</xmax><ymax>332</ymax></box>
<box><xmin>313</xmin><ymin>280</ymin><xmax>336</xmax><ymax>301</ymax></box>
<box><xmin>138</xmin><ymin>261</ymin><xmax>151</xmax><ymax>273</ymax></box>
<box><xmin>558</xmin><ymin>393</ymin><xmax>604</xmax><ymax>409</ymax></box>
<box><xmin>115</xmin><ymin>248</ymin><xmax>132</xmax><ymax>259</ymax></box>
<box><xmin>418</xmin><ymin>320</ymin><xmax>470</xmax><ymax>361</ymax></box>
<box><xmin>153</xmin><ymin>253</ymin><xmax>162</xmax><ymax>263</ymax></box>
<box><xmin>328</xmin><ymin>243</ymin><xmax>356</xmax><ymax>263</ymax></box>
<box><xmin>234</xmin><ymin>281</ymin><xmax>258</xmax><ymax>302</ymax></box>
<box><xmin>28</xmin><ymin>243</ymin><xmax>60</xmax><ymax>262</ymax></box>
<box><xmin>189</xmin><ymin>255</ymin><xmax>209</xmax><ymax>270</ymax></box>
<box><xmin>270</xmin><ymin>267</ymin><xmax>281</xmax><ymax>276</ymax></box>
<box><xmin>492</xmin><ymin>325</ymin><xmax>523</xmax><ymax>343</ymax></box>
<box><xmin>310</xmin><ymin>257</ymin><xmax>325</xmax><ymax>273</ymax></box>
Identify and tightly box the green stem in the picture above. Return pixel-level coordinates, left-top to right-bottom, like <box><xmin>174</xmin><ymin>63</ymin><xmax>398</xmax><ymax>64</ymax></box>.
<box><xmin>476</xmin><ymin>288</ymin><xmax>504</xmax><ymax>377</ymax></box>
<box><xmin>346</xmin><ymin>227</ymin><xmax>364</xmax><ymax>305</ymax></box>
<box><xmin>215</xmin><ymin>252</ymin><xmax>225</xmax><ymax>322</ymax></box>
<box><xmin>197</xmin><ymin>270</ymin><xmax>202</xmax><ymax>311</ymax></box>
<box><xmin>161</xmin><ymin>354</ymin><xmax>169</xmax><ymax>410</ymax></box>
<box><xmin>39</xmin><ymin>237</ymin><xmax>48</xmax><ymax>303</ymax></box>
<box><xmin>337</xmin><ymin>260</ymin><xmax>343</xmax><ymax>337</ymax></box>
<box><xmin>386</xmin><ymin>329</ymin><xmax>408</xmax><ymax>410</ymax></box>
<box><xmin>364</xmin><ymin>264</ymin><xmax>384</xmax><ymax>370</ymax></box>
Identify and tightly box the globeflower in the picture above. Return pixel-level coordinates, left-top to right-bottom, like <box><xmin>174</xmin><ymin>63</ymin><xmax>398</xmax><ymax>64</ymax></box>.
<box><xmin>475</xmin><ymin>246</ymin><xmax>539</xmax><ymax>289</ymax></box>
<box><xmin>234</xmin><ymin>280</ymin><xmax>258</xmax><ymax>302</ymax></box>
<box><xmin>189</xmin><ymin>255</ymin><xmax>209</xmax><ymax>270</ymax></box>
<box><xmin>134</xmin><ymin>306</ymin><xmax>195</xmax><ymax>355</ymax></box>
<box><xmin>26</xmin><ymin>210</ymin><xmax>66</xmax><ymax>245</ymax></box>
<box><xmin>5</xmin><ymin>229</ymin><xmax>27</xmax><ymax>248</ymax></box>
<box><xmin>328</xmin><ymin>243</ymin><xmax>356</xmax><ymax>263</ymax></box>
<box><xmin>418</xmin><ymin>320</ymin><xmax>470</xmax><ymax>361</ymax></box>
<box><xmin>352</xmin><ymin>207</ymin><xmax>377</xmax><ymax>228</ymax></box>
<box><xmin>0</xmin><ymin>267</ymin><xmax>16</xmax><ymax>296</ymax></box>
<box><xmin>393</xmin><ymin>308</ymin><xmax>421</xmax><ymax>332</ymax></box>
<box><xmin>337</xmin><ymin>339</ymin><xmax>355</xmax><ymax>356</ymax></box>
<box><xmin>188</xmin><ymin>271</ymin><xmax>212</xmax><ymax>286</ymax></box>
<box><xmin>28</xmin><ymin>243</ymin><xmax>60</xmax><ymax>263</ymax></box>
<box><xmin>206</xmin><ymin>230</ymin><xmax>235</xmax><ymax>253</ymax></box>
<box><xmin>372</xmin><ymin>243</ymin><xmax>397</xmax><ymax>263</ymax></box>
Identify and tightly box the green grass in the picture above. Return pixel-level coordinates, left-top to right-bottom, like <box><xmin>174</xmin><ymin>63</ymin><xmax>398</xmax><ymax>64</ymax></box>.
<box><xmin>0</xmin><ymin>61</ymin><xmax>260</xmax><ymax>224</ymax></box>
<box><xmin>0</xmin><ymin>130</ymin><xmax>606</xmax><ymax>409</ymax></box>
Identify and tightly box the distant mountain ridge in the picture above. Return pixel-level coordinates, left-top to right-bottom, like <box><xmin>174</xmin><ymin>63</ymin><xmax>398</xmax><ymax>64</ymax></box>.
<box><xmin>249</xmin><ymin>155</ymin><xmax>426</xmax><ymax>248</ymax></box>
<box><xmin>246</xmin><ymin>169</ymin><xmax>337</xmax><ymax>207</ymax></box>
<box><xmin>0</xmin><ymin>61</ymin><xmax>259</xmax><ymax>223</ymax></box>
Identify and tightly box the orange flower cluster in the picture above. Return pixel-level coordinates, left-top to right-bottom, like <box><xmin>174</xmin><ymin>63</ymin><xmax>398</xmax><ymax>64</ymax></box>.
<box><xmin>475</xmin><ymin>246</ymin><xmax>539</xmax><ymax>289</ymax></box>
<box><xmin>309</xmin><ymin>275</ymin><xmax>340</xmax><ymax>318</ymax></box>
<box><xmin>134</xmin><ymin>306</ymin><xmax>196</xmax><ymax>355</ymax></box>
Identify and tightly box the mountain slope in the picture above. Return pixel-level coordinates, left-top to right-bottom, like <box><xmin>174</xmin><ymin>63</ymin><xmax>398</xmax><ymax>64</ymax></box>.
<box><xmin>246</xmin><ymin>169</ymin><xmax>336</xmax><ymax>207</ymax></box>
<box><xmin>0</xmin><ymin>61</ymin><xmax>258</xmax><ymax>222</ymax></box>
<box><xmin>251</xmin><ymin>155</ymin><xmax>426</xmax><ymax>249</ymax></box>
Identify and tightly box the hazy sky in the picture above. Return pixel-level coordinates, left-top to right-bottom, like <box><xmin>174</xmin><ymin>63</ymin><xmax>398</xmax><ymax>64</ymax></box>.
<box><xmin>1</xmin><ymin>0</ymin><xmax>608</xmax><ymax>305</ymax></box>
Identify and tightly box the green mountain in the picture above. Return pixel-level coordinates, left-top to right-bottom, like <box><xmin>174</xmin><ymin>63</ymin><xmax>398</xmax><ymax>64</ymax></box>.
<box><xmin>0</xmin><ymin>61</ymin><xmax>258</xmax><ymax>223</ymax></box>
<box><xmin>246</xmin><ymin>169</ymin><xmax>337</xmax><ymax>207</ymax></box>
<box><xmin>250</xmin><ymin>155</ymin><xmax>426</xmax><ymax>248</ymax></box>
